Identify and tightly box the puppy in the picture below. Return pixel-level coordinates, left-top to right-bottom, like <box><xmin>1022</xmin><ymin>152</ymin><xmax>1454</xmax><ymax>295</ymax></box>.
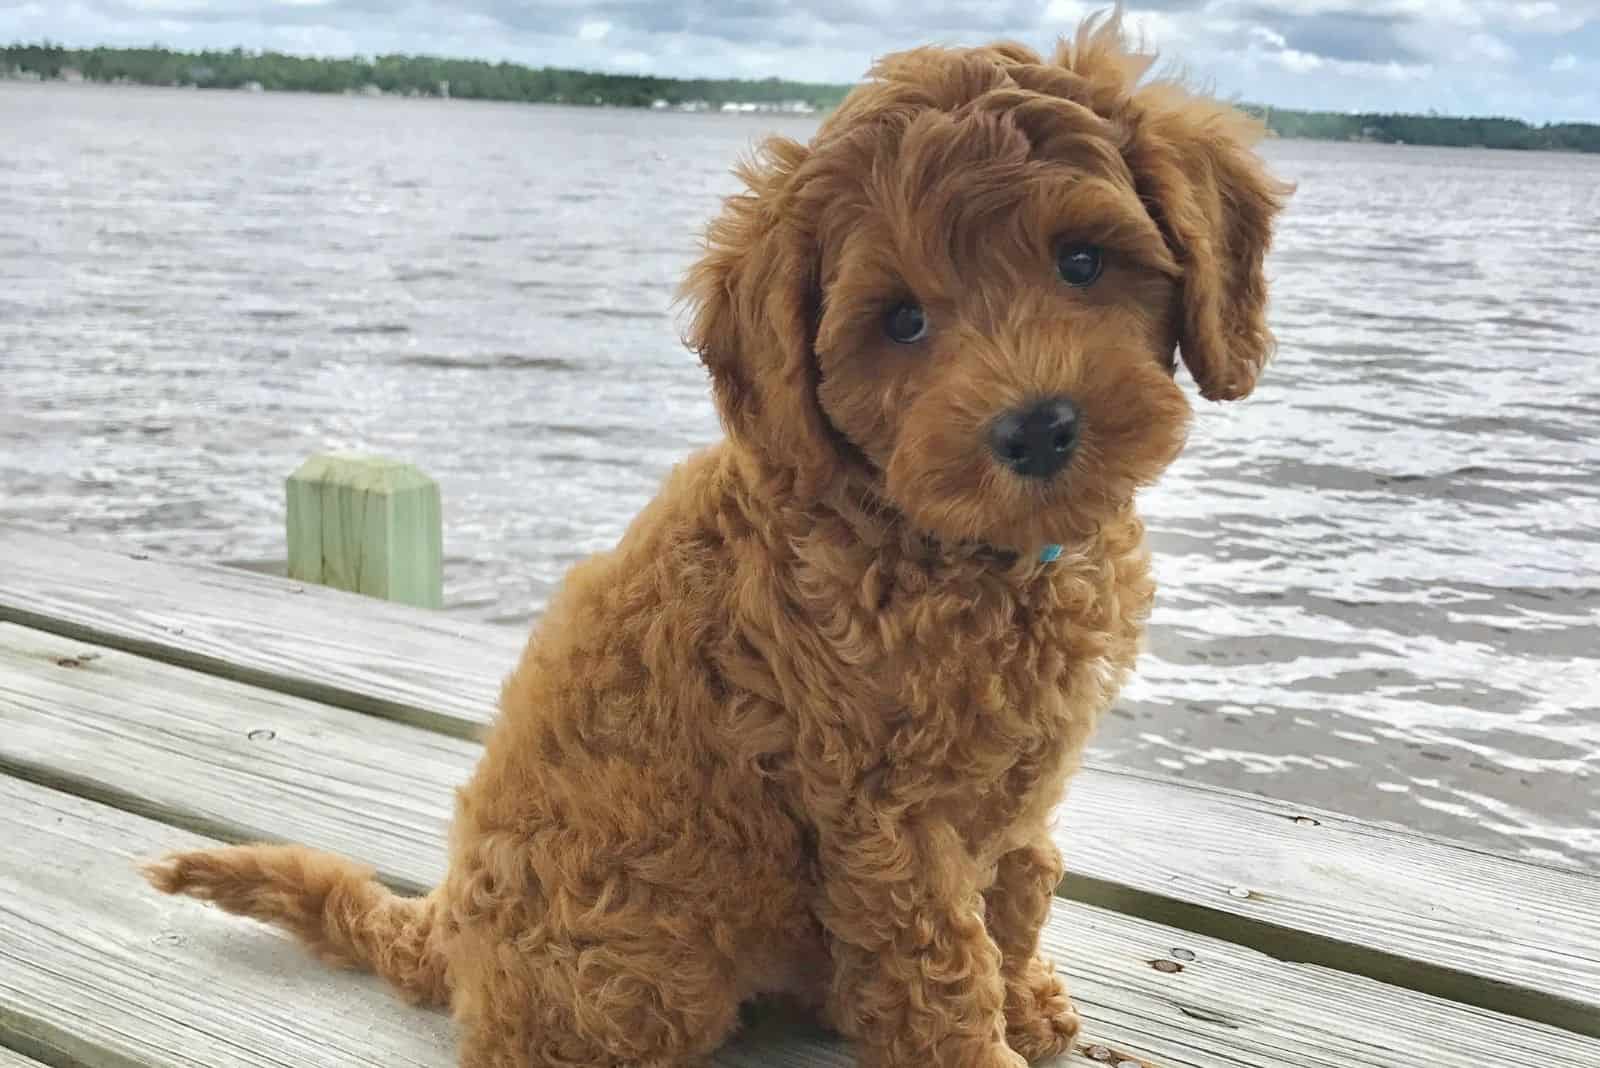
<box><xmin>147</xmin><ymin>14</ymin><xmax>1289</xmax><ymax>1068</ymax></box>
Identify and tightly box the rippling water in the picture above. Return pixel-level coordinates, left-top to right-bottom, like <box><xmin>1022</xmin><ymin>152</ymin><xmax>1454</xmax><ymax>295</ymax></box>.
<box><xmin>2</xmin><ymin>83</ymin><xmax>1596</xmax><ymax>869</ymax></box>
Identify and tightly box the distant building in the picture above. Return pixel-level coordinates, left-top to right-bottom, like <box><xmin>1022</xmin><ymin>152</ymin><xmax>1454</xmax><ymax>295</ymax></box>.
<box><xmin>717</xmin><ymin>99</ymin><xmax>818</xmax><ymax>115</ymax></box>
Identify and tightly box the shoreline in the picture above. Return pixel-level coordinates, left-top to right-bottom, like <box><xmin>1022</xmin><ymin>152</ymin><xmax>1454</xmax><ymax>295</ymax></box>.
<box><xmin>5</xmin><ymin>75</ymin><xmax>1599</xmax><ymax>155</ymax></box>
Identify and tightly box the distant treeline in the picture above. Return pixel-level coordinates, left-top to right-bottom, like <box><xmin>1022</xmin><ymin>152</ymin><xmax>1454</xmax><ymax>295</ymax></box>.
<box><xmin>5</xmin><ymin>43</ymin><xmax>1598</xmax><ymax>152</ymax></box>
<box><xmin>1243</xmin><ymin>104</ymin><xmax>1600</xmax><ymax>154</ymax></box>
<box><xmin>0</xmin><ymin>43</ymin><xmax>850</xmax><ymax>110</ymax></box>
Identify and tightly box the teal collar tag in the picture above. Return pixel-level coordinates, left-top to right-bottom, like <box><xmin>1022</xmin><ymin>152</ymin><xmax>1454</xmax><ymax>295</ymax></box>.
<box><xmin>1038</xmin><ymin>544</ymin><xmax>1063</xmax><ymax>564</ymax></box>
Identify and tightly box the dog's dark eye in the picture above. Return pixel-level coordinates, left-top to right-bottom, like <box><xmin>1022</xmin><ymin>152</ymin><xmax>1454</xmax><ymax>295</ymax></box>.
<box><xmin>885</xmin><ymin>302</ymin><xmax>929</xmax><ymax>344</ymax></box>
<box><xmin>1056</xmin><ymin>243</ymin><xmax>1103</xmax><ymax>287</ymax></box>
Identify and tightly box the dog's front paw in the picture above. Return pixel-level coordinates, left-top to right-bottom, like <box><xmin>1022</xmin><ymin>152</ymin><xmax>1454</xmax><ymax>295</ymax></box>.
<box><xmin>970</xmin><ymin>1044</ymin><xmax>1029</xmax><ymax>1068</ymax></box>
<box><xmin>1005</xmin><ymin>960</ymin><xmax>1080</xmax><ymax>1062</ymax></box>
<box><xmin>1007</xmin><ymin>1006</ymin><xmax>1079</xmax><ymax>1063</ymax></box>
<box><xmin>862</xmin><ymin>1039</ymin><xmax>1025</xmax><ymax>1068</ymax></box>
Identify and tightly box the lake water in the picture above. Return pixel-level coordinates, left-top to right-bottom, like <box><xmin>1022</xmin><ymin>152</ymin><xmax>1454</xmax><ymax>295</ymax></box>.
<box><xmin>2</xmin><ymin>83</ymin><xmax>1597</xmax><ymax>870</ymax></box>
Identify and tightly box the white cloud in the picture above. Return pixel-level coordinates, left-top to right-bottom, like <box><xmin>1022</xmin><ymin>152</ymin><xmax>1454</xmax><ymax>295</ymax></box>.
<box><xmin>1506</xmin><ymin>0</ymin><xmax>1596</xmax><ymax>30</ymax></box>
<box><xmin>1273</xmin><ymin>47</ymin><xmax>1324</xmax><ymax>73</ymax></box>
<box><xmin>123</xmin><ymin>0</ymin><xmax>214</xmax><ymax>11</ymax></box>
<box><xmin>1465</xmin><ymin>32</ymin><xmax>1516</xmax><ymax>63</ymax></box>
<box><xmin>1043</xmin><ymin>0</ymin><xmax>1092</xmax><ymax>21</ymax></box>
<box><xmin>1515</xmin><ymin>1</ymin><xmax>1562</xmax><ymax>19</ymax></box>
<box><xmin>1119</xmin><ymin>9</ymin><xmax>1183</xmax><ymax>50</ymax></box>
<box><xmin>1249</xmin><ymin>25</ymin><xmax>1289</xmax><ymax>50</ymax></box>
<box><xmin>2</xmin><ymin>0</ymin><xmax>1597</xmax><ymax>121</ymax></box>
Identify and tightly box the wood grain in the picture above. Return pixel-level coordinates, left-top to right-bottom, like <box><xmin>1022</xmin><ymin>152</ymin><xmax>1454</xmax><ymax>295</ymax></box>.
<box><xmin>0</xmin><ymin>622</ymin><xmax>469</xmax><ymax>890</ymax></box>
<box><xmin>0</xmin><ymin>774</ymin><xmax>936</xmax><ymax>1068</ymax></box>
<box><xmin>0</xmin><ymin>529</ymin><xmax>516</xmax><ymax>737</ymax></box>
<box><xmin>1054</xmin><ymin>767</ymin><xmax>1600</xmax><ymax>1036</ymax></box>
<box><xmin>4</xmin><ymin>533</ymin><xmax>1598</xmax><ymax>1033</ymax></box>
<box><xmin>286</xmin><ymin>453</ymin><xmax>444</xmax><ymax>609</ymax></box>
<box><xmin>1041</xmin><ymin>902</ymin><xmax>1600</xmax><ymax>1068</ymax></box>
<box><xmin>3</xmin><ymin>626</ymin><xmax>1597</xmax><ymax>1066</ymax></box>
<box><xmin>0</xmin><ymin>775</ymin><xmax>458</xmax><ymax>1068</ymax></box>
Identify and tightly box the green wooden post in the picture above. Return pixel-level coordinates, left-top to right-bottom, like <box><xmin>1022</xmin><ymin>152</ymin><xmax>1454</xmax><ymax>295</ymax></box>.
<box><xmin>286</xmin><ymin>453</ymin><xmax>443</xmax><ymax>609</ymax></box>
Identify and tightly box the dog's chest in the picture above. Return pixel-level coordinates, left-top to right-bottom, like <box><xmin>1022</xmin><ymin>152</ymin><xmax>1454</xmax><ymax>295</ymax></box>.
<box><xmin>890</xmin><ymin>608</ymin><xmax>1089</xmax><ymax>849</ymax></box>
<box><xmin>794</xmin><ymin>552</ymin><xmax>1112</xmax><ymax>812</ymax></box>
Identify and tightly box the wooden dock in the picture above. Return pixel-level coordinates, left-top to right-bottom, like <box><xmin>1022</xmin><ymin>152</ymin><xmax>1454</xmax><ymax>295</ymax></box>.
<box><xmin>1</xmin><ymin>526</ymin><xmax>1597</xmax><ymax>1067</ymax></box>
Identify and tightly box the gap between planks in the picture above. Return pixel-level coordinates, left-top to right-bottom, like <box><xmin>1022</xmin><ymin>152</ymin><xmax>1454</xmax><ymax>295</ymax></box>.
<box><xmin>0</xmin><ymin>1047</ymin><xmax>51</xmax><ymax>1068</ymax></box>
<box><xmin>3</xmin><ymin>625</ymin><xmax>1600</xmax><ymax>1061</ymax></box>
<box><xmin>2</xmin><ymin>536</ymin><xmax>1598</xmax><ymax>1036</ymax></box>
<box><xmin>2</xmin><ymin>770</ymin><xmax>1597</xmax><ymax>1068</ymax></box>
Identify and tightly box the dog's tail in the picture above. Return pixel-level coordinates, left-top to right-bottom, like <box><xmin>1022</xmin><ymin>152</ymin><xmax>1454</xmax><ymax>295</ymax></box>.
<box><xmin>143</xmin><ymin>844</ymin><xmax>449</xmax><ymax>1007</ymax></box>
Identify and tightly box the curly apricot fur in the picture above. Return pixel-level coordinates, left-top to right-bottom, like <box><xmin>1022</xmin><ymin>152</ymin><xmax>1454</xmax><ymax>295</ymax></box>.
<box><xmin>146</xmin><ymin>12</ymin><xmax>1287</xmax><ymax>1067</ymax></box>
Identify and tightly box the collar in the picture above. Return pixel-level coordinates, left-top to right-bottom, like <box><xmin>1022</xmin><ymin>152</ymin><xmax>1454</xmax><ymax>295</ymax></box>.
<box><xmin>969</xmin><ymin>541</ymin><xmax>1064</xmax><ymax>569</ymax></box>
<box><xmin>815</xmin><ymin>480</ymin><xmax>1066</xmax><ymax>570</ymax></box>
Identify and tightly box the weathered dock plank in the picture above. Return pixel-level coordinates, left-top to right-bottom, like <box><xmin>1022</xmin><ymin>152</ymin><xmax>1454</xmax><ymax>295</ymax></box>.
<box><xmin>3</xmin><ymin>625</ymin><xmax>1597</xmax><ymax>1066</ymax></box>
<box><xmin>0</xmin><ymin>775</ymin><xmax>899</xmax><ymax>1068</ymax></box>
<box><xmin>0</xmin><ymin>617</ymin><xmax>467</xmax><ymax>882</ymax></box>
<box><xmin>0</xmin><ymin>530</ymin><xmax>515</xmax><ymax>737</ymax></box>
<box><xmin>1055</xmin><ymin>769</ymin><xmax>1600</xmax><ymax>1035</ymax></box>
<box><xmin>0</xmin><ymin>621</ymin><xmax>461</xmax><ymax>890</ymax></box>
<box><xmin>3</xmin><ymin>536</ymin><xmax>1597</xmax><ymax>1033</ymax></box>
<box><xmin>0</xmin><ymin>1049</ymin><xmax>48</xmax><ymax>1068</ymax></box>
<box><xmin>0</xmin><ymin>777</ymin><xmax>456</xmax><ymax>1068</ymax></box>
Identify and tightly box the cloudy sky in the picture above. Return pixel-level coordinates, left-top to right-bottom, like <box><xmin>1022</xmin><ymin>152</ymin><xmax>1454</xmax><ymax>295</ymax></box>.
<box><xmin>5</xmin><ymin>1</ymin><xmax>1598</xmax><ymax>121</ymax></box>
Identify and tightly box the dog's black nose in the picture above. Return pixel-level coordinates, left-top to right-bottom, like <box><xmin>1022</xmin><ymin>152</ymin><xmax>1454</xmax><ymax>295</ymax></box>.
<box><xmin>988</xmin><ymin>397</ymin><xmax>1081</xmax><ymax>480</ymax></box>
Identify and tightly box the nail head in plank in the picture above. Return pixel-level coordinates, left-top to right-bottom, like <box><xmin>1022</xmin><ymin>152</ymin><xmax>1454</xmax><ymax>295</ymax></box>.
<box><xmin>2</xmin><ymin>631</ymin><xmax>1597</xmax><ymax>1065</ymax></box>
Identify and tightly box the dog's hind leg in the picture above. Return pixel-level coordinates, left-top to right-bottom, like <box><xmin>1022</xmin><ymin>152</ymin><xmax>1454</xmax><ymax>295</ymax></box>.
<box><xmin>449</xmin><ymin>918</ymin><xmax>743</xmax><ymax>1068</ymax></box>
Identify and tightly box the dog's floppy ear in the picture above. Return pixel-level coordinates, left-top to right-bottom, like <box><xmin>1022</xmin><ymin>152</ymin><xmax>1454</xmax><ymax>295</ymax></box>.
<box><xmin>680</xmin><ymin>137</ymin><xmax>840</xmax><ymax>498</ymax></box>
<box><xmin>1124</xmin><ymin>87</ymin><xmax>1292</xmax><ymax>401</ymax></box>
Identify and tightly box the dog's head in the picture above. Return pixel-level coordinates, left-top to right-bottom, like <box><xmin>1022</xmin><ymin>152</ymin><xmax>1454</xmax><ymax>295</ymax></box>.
<box><xmin>682</xmin><ymin>13</ymin><xmax>1291</xmax><ymax>553</ymax></box>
